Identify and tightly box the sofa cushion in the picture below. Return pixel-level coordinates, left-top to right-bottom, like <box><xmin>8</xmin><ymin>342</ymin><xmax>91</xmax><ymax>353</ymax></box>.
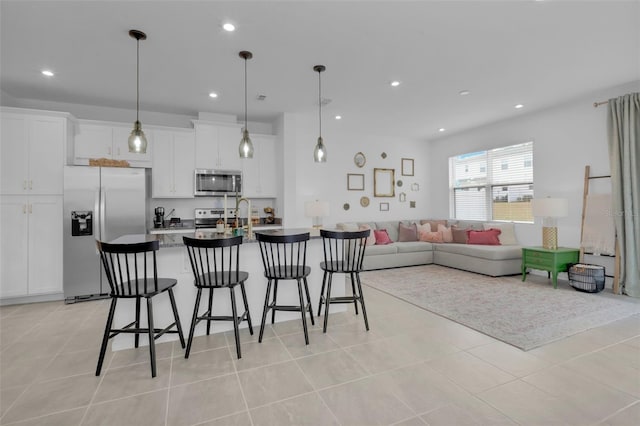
<box><xmin>418</xmin><ymin>229</ymin><xmax>444</xmax><ymax>243</ymax></box>
<box><xmin>483</xmin><ymin>222</ymin><xmax>518</xmax><ymax>245</ymax></box>
<box><xmin>375</xmin><ymin>221</ymin><xmax>400</xmax><ymax>242</ymax></box>
<box><xmin>364</xmin><ymin>244</ymin><xmax>398</xmax><ymax>256</ymax></box>
<box><xmin>437</xmin><ymin>224</ymin><xmax>453</xmax><ymax>243</ymax></box>
<box><xmin>374</xmin><ymin>229</ymin><xmax>393</xmax><ymax>245</ymax></box>
<box><xmin>398</xmin><ymin>222</ymin><xmax>418</xmax><ymax>242</ymax></box>
<box><xmin>451</xmin><ymin>226</ymin><xmax>469</xmax><ymax>244</ymax></box>
<box><xmin>435</xmin><ymin>243</ymin><xmax>522</xmax><ymax>260</ymax></box>
<box><xmin>420</xmin><ymin>219</ymin><xmax>447</xmax><ymax>232</ymax></box>
<box><xmin>455</xmin><ymin>220</ymin><xmax>484</xmax><ymax>230</ymax></box>
<box><xmin>395</xmin><ymin>241</ymin><xmax>434</xmax><ymax>253</ymax></box>
<box><xmin>467</xmin><ymin>228</ymin><xmax>501</xmax><ymax>245</ymax></box>
<box><xmin>359</xmin><ymin>224</ymin><xmax>377</xmax><ymax>246</ymax></box>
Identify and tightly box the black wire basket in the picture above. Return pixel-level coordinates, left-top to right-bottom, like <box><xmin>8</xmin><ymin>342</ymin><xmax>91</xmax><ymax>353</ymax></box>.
<box><xmin>568</xmin><ymin>263</ymin><xmax>605</xmax><ymax>293</ymax></box>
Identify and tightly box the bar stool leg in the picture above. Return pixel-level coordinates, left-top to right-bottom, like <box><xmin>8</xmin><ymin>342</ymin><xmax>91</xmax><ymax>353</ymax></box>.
<box><xmin>96</xmin><ymin>298</ymin><xmax>117</xmax><ymax>376</ymax></box>
<box><xmin>206</xmin><ymin>288</ymin><xmax>214</xmax><ymax>335</ymax></box>
<box><xmin>230</xmin><ymin>286</ymin><xmax>241</xmax><ymax>359</ymax></box>
<box><xmin>271</xmin><ymin>280</ymin><xmax>279</xmax><ymax>324</ymax></box>
<box><xmin>318</xmin><ymin>270</ymin><xmax>328</xmax><ymax>318</ymax></box>
<box><xmin>303</xmin><ymin>277</ymin><xmax>315</xmax><ymax>325</ymax></box>
<box><xmin>259</xmin><ymin>279</ymin><xmax>273</xmax><ymax>343</ymax></box>
<box><xmin>185</xmin><ymin>288</ymin><xmax>202</xmax><ymax>359</ymax></box>
<box><xmin>323</xmin><ymin>272</ymin><xmax>333</xmax><ymax>333</ymax></box>
<box><xmin>297</xmin><ymin>278</ymin><xmax>309</xmax><ymax>345</ymax></box>
<box><xmin>146</xmin><ymin>297</ymin><xmax>157</xmax><ymax>378</ymax></box>
<box><xmin>355</xmin><ymin>272</ymin><xmax>369</xmax><ymax>331</ymax></box>
<box><xmin>134</xmin><ymin>297</ymin><xmax>141</xmax><ymax>348</ymax></box>
<box><xmin>350</xmin><ymin>273</ymin><xmax>359</xmax><ymax>315</ymax></box>
<box><xmin>239</xmin><ymin>282</ymin><xmax>254</xmax><ymax>335</ymax></box>
<box><xmin>168</xmin><ymin>289</ymin><xmax>186</xmax><ymax>348</ymax></box>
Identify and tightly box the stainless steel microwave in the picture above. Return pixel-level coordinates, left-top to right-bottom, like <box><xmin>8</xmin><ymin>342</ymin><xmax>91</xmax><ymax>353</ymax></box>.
<box><xmin>194</xmin><ymin>169</ymin><xmax>242</xmax><ymax>197</ymax></box>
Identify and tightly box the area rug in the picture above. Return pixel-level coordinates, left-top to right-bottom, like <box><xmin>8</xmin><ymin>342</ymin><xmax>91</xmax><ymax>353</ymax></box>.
<box><xmin>360</xmin><ymin>265</ymin><xmax>640</xmax><ymax>350</ymax></box>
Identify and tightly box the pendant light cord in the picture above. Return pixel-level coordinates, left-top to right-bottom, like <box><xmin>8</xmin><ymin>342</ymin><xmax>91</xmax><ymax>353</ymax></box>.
<box><xmin>136</xmin><ymin>38</ymin><xmax>140</xmax><ymax>123</ymax></box>
<box><xmin>244</xmin><ymin>57</ymin><xmax>248</xmax><ymax>132</ymax></box>
<box><xmin>318</xmin><ymin>69</ymin><xmax>322</xmax><ymax>138</ymax></box>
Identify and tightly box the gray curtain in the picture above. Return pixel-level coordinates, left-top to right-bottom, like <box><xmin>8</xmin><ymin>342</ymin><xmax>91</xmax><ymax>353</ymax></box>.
<box><xmin>607</xmin><ymin>93</ymin><xmax>640</xmax><ymax>297</ymax></box>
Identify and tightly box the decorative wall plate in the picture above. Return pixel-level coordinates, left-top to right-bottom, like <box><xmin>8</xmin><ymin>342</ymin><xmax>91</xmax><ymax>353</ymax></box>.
<box><xmin>381</xmin><ymin>152</ymin><xmax>387</xmax><ymax>159</ymax></box>
<box><xmin>354</xmin><ymin>152</ymin><xmax>366</xmax><ymax>168</ymax></box>
<box><xmin>397</xmin><ymin>180</ymin><xmax>403</xmax><ymax>187</ymax></box>
<box><xmin>360</xmin><ymin>196</ymin><xmax>370</xmax><ymax>207</ymax></box>
<box><xmin>343</xmin><ymin>203</ymin><xmax>350</xmax><ymax>211</ymax></box>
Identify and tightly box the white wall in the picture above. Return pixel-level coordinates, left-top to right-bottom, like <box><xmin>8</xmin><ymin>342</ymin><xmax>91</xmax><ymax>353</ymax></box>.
<box><xmin>427</xmin><ymin>80</ymin><xmax>639</xmax><ymax>248</ymax></box>
<box><xmin>281</xmin><ymin>111</ymin><xmax>431</xmax><ymax>228</ymax></box>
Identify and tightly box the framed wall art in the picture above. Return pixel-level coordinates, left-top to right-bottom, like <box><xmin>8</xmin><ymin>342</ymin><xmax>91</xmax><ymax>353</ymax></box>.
<box><xmin>379</xmin><ymin>202</ymin><xmax>389</xmax><ymax>211</ymax></box>
<box><xmin>347</xmin><ymin>173</ymin><xmax>365</xmax><ymax>191</ymax></box>
<box><xmin>401</xmin><ymin>158</ymin><xmax>414</xmax><ymax>176</ymax></box>
<box><xmin>374</xmin><ymin>168</ymin><xmax>395</xmax><ymax>197</ymax></box>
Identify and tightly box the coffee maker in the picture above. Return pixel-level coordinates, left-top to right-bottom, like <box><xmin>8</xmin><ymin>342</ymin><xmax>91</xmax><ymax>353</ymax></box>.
<box><xmin>154</xmin><ymin>207</ymin><xmax>165</xmax><ymax>228</ymax></box>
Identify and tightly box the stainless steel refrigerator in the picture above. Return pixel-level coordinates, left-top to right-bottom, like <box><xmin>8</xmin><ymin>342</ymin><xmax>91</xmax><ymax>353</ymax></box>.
<box><xmin>63</xmin><ymin>166</ymin><xmax>146</xmax><ymax>302</ymax></box>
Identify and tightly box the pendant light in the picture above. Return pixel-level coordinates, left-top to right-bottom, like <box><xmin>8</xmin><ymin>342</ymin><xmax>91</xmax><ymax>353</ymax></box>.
<box><xmin>238</xmin><ymin>51</ymin><xmax>254</xmax><ymax>159</ymax></box>
<box><xmin>313</xmin><ymin>65</ymin><xmax>327</xmax><ymax>163</ymax></box>
<box><xmin>128</xmin><ymin>29</ymin><xmax>148</xmax><ymax>154</ymax></box>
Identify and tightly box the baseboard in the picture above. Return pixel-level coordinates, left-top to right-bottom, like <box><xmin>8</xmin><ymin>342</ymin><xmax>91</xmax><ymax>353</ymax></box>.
<box><xmin>0</xmin><ymin>292</ymin><xmax>64</xmax><ymax>306</ymax></box>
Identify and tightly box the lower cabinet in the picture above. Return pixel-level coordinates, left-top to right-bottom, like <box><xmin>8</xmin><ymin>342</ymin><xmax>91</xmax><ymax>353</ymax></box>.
<box><xmin>0</xmin><ymin>195</ymin><xmax>63</xmax><ymax>299</ymax></box>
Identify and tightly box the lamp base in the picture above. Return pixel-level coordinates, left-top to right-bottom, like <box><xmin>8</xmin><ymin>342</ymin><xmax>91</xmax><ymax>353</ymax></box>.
<box><xmin>542</xmin><ymin>226</ymin><xmax>558</xmax><ymax>250</ymax></box>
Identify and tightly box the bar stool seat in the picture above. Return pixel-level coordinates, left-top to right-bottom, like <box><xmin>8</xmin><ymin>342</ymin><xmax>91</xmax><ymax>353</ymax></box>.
<box><xmin>183</xmin><ymin>235</ymin><xmax>253</xmax><ymax>359</ymax></box>
<box><xmin>256</xmin><ymin>231</ymin><xmax>315</xmax><ymax>345</ymax></box>
<box><xmin>318</xmin><ymin>229</ymin><xmax>370</xmax><ymax>333</ymax></box>
<box><xmin>96</xmin><ymin>240</ymin><xmax>186</xmax><ymax>378</ymax></box>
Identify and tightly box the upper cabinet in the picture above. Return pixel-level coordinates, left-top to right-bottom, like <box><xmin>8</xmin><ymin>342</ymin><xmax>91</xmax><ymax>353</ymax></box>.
<box><xmin>242</xmin><ymin>133</ymin><xmax>277</xmax><ymax>198</ymax></box>
<box><xmin>193</xmin><ymin>121</ymin><xmax>243</xmax><ymax>171</ymax></box>
<box><xmin>151</xmin><ymin>128</ymin><xmax>195</xmax><ymax>198</ymax></box>
<box><xmin>1</xmin><ymin>111</ymin><xmax>67</xmax><ymax>195</ymax></box>
<box><xmin>73</xmin><ymin>121</ymin><xmax>152</xmax><ymax>167</ymax></box>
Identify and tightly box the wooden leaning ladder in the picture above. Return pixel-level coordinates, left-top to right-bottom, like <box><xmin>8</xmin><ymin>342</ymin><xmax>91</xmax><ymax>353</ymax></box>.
<box><xmin>579</xmin><ymin>165</ymin><xmax>620</xmax><ymax>293</ymax></box>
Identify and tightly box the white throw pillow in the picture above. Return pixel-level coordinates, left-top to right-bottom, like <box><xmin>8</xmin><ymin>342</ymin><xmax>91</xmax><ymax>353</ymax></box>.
<box><xmin>483</xmin><ymin>222</ymin><xmax>518</xmax><ymax>245</ymax></box>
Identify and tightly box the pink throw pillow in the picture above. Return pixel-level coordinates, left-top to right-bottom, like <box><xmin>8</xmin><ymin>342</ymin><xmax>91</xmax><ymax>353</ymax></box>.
<box><xmin>359</xmin><ymin>224</ymin><xmax>377</xmax><ymax>246</ymax></box>
<box><xmin>437</xmin><ymin>224</ymin><xmax>453</xmax><ymax>243</ymax></box>
<box><xmin>466</xmin><ymin>228</ymin><xmax>501</xmax><ymax>245</ymax></box>
<box><xmin>374</xmin><ymin>229</ymin><xmax>393</xmax><ymax>245</ymax></box>
<box><xmin>417</xmin><ymin>224</ymin><xmax>443</xmax><ymax>242</ymax></box>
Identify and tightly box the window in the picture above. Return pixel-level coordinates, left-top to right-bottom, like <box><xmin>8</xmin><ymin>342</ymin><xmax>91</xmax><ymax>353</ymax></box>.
<box><xmin>449</xmin><ymin>141</ymin><xmax>534</xmax><ymax>222</ymax></box>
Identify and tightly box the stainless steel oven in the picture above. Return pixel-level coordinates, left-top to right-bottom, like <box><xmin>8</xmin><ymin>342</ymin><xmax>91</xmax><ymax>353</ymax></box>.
<box><xmin>194</xmin><ymin>169</ymin><xmax>242</xmax><ymax>197</ymax></box>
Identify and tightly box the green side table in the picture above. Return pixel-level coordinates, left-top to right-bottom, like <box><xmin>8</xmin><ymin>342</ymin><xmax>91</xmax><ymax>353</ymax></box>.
<box><xmin>521</xmin><ymin>247</ymin><xmax>580</xmax><ymax>289</ymax></box>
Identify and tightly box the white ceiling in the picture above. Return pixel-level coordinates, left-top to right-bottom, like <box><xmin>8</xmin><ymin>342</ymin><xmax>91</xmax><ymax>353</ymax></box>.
<box><xmin>1</xmin><ymin>0</ymin><xmax>639</xmax><ymax>140</ymax></box>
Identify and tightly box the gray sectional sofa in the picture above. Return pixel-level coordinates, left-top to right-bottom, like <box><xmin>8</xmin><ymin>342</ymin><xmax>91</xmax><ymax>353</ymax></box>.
<box><xmin>337</xmin><ymin>220</ymin><xmax>522</xmax><ymax>277</ymax></box>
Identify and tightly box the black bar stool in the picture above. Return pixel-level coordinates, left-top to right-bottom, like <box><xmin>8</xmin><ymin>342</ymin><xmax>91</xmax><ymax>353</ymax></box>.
<box><xmin>96</xmin><ymin>240</ymin><xmax>186</xmax><ymax>378</ymax></box>
<box><xmin>255</xmin><ymin>231</ymin><xmax>315</xmax><ymax>344</ymax></box>
<box><xmin>183</xmin><ymin>235</ymin><xmax>253</xmax><ymax>359</ymax></box>
<box><xmin>317</xmin><ymin>229</ymin><xmax>370</xmax><ymax>332</ymax></box>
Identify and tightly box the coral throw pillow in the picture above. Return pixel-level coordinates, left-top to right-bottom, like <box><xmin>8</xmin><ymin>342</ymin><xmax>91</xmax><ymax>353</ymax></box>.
<box><xmin>374</xmin><ymin>229</ymin><xmax>393</xmax><ymax>245</ymax></box>
<box><xmin>359</xmin><ymin>224</ymin><xmax>377</xmax><ymax>246</ymax></box>
<box><xmin>437</xmin><ymin>224</ymin><xmax>453</xmax><ymax>243</ymax></box>
<box><xmin>417</xmin><ymin>223</ymin><xmax>443</xmax><ymax>243</ymax></box>
<box><xmin>398</xmin><ymin>222</ymin><xmax>418</xmax><ymax>242</ymax></box>
<box><xmin>466</xmin><ymin>228</ymin><xmax>502</xmax><ymax>245</ymax></box>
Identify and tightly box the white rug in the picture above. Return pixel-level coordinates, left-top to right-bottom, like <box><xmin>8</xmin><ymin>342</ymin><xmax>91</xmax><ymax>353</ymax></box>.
<box><xmin>361</xmin><ymin>265</ymin><xmax>640</xmax><ymax>350</ymax></box>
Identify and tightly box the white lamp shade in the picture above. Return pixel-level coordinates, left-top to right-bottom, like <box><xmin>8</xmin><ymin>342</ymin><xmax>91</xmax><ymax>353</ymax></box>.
<box><xmin>531</xmin><ymin>197</ymin><xmax>568</xmax><ymax>218</ymax></box>
<box><xmin>304</xmin><ymin>200</ymin><xmax>330</xmax><ymax>218</ymax></box>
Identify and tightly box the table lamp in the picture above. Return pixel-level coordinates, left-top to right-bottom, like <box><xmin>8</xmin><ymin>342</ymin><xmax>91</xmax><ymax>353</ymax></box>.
<box><xmin>304</xmin><ymin>200</ymin><xmax>330</xmax><ymax>229</ymax></box>
<box><xmin>531</xmin><ymin>197</ymin><xmax>568</xmax><ymax>250</ymax></box>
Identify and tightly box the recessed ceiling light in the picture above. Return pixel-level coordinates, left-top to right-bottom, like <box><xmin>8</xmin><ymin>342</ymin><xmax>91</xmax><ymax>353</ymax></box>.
<box><xmin>209</xmin><ymin>92</ymin><xmax>218</xmax><ymax>98</ymax></box>
<box><xmin>335</xmin><ymin>115</ymin><xmax>342</xmax><ymax>120</ymax></box>
<box><xmin>222</xmin><ymin>23</ymin><xmax>235</xmax><ymax>32</ymax></box>
<box><xmin>459</xmin><ymin>90</ymin><xmax>470</xmax><ymax>96</ymax></box>
<box><xmin>390</xmin><ymin>81</ymin><xmax>401</xmax><ymax>87</ymax></box>
<box><xmin>41</xmin><ymin>70</ymin><xmax>54</xmax><ymax>77</ymax></box>
<box><xmin>515</xmin><ymin>104</ymin><xmax>524</xmax><ymax>109</ymax></box>
<box><xmin>439</xmin><ymin>128</ymin><xmax>446</xmax><ymax>132</ymax></box>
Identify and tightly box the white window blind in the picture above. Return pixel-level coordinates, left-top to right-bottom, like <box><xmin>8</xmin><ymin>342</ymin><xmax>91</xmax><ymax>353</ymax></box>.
<box><xmin>450</xmin><ymin>142</ymin><xmax>534</xmax><ymax>222</ymax></box>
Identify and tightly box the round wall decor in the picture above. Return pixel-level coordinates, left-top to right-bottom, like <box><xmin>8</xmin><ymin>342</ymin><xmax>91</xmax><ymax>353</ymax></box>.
<box><xmin>360</xmin><ymin>196</ymin><xmax>370</xmax><ymax>207</ymax></box>
<box><xmin>354</xmin><ymin>152</ymin><xmax>366</xmax><ymax>168</ymax></box>
<box><xmin>343</xmin><ymin>203</ymin><xmax>350</xmax><ymax>211</ymax></box>
<box><xmin>397</xmin><ymin>180</ymin><xmax>403</xmax><ymax>187</ymax></box>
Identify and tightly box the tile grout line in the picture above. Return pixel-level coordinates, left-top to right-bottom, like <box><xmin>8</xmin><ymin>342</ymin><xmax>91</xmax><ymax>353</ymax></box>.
<box><xmin>225</xmin><ymin>327</ymin><xmax>255</xmax><ymax>426</ymax></box>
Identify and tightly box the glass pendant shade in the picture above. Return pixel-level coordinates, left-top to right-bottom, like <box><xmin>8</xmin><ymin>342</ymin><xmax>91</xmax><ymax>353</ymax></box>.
<box><xmin>313</xmin><ymin>136</ymin><xmax>326</xmax><ymax>163</ymax></box>
<box><xmin>128</xmin><ymin>120</ymin><xmax>148</xmax><ymax>153</ymax></box>
<box><xmin>239</xmin><ymin>128</ymin><xmax>254</xmax><ymax>158</ymax></box>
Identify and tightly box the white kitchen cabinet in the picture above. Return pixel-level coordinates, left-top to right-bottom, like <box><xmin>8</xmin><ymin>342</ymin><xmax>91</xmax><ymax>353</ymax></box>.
<box><xmin>193</xmin><ymin>121</ymin><xmax>243</xmax><ymax>171</ymax></box>
<box><xmin>0</xmin><ymin>195</ymin><xmax>62</xmax><ymax>298</ymax></box>
<box><xmin>1</xmin><ymin>112</ymin><xmax>66</xmax><ymax>195</ymax></box>
<box><xmin>242</xmin><ymin>133</ymin><xmax>277</xmax><ymax>198</ymax></box>
<box><xmin>74</xmin><ymin>122</ymin><xmax>152</xmax><ymax>167</ymax></box>
<box><xmin>152</xmin><ymin>128</ymin><xmax>195</xmax><ymax>198</ymax></box>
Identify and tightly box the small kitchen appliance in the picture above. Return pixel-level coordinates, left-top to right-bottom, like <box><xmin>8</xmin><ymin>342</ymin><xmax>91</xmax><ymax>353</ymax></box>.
<box><xmin>154</xmin><ymin>206</ymin><xmax>165</xmax><ymax>228</ymax></box>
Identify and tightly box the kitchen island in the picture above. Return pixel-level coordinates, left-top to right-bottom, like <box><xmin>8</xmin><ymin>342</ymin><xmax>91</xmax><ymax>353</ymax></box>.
<box><xmin>108</xmin><ymin>229</ymin><xmax>345</xmax><ymax>351</ymax></box>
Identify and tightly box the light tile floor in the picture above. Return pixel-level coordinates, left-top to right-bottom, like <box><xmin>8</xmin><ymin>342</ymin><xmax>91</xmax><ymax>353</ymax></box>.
<box><xmin>1</xmin><ymin>284</ymin><xmax>639</xmax><ymax>425</ymax></box>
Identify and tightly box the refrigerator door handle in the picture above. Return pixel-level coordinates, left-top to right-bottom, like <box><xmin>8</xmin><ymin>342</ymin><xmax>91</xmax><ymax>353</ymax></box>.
<box><xmin>100</xmin><ymin>188</ymin><xmax>107</xmax><ymax>241</ymax></box>
<box><xmin>94</xmin><ymin>189</ymin><xmax>101</xmax><ymax>241</ymax></box>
